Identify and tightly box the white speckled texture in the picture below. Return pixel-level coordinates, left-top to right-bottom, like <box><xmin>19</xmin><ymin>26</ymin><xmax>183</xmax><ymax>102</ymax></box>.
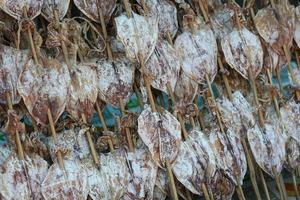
<box><xmin>41</xmin><ymin>159</ymin><xmax>88</xmax><ymax>200</ymax></box>
<box><xmin>137</xmin><ymin>0</ymin><xmax>178</xmax><ymax>39</ymax></box>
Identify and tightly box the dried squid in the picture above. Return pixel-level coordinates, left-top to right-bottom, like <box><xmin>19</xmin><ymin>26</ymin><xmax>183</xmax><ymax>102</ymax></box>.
<box><xmin>254</xmin><ymin>3</ymin><xmax>295</xmax><ymax>56</ymax></box>
<box><xmin>137</xmin><ymin>106</ymin><xmax>181</xmax><ymax>167</ymax></box>
<box><xmin>74</xmin><ymin>0</ymin><xmax>116</xmax><ymax>23</ymax></box>
<box><xmin>295</xmin><ymin>5</ymin><xmax>300</xmax><ymax>48</ymax></box>
<box><xmin>0</xmin><ymin>0</ymin><xmax>43</xmax><ymax>20</ymax></box>
<box><xmin>17</xmin><ymin>58</ymin><xmax>71</xmax><ymax>126</ymax></box>
<box><xmin>96</xmin><ymin>57</ymin><xmax>135</xmax><ymax>108</ymax></box>
<box><xmin>144</xmin><ymin>39</ymin><xmax>180</xmax><ymax>94</ymax></box>
<box><xmin>172</xmin><ymin>130</ymin><xmax>216</xmax><ymax>195</ymax></box>
<box><xmin>137</xmin><ymin>0</ymin><xmax>178</xmax><ymax>39</ymax></box>
<box><xmin>114</xmin><ymin>11</ymin><xmax>158</xmax><ymax>63</ymax></box>
<box><xmin>174</xmin><ymin>10</ymin><xmax>218</xmax><ymax>85</ymax></box>
<box><xmin>0</xmin><ymin>45</ymin><xmax>28</xmax><ymax>105</ymax></box>
<box><xmin>0</xmin><ymin>152</ymin><xmax>48</xmax><ymax>200</ymax></box>
<box><xmin>67</xmin><ymin>63</ymin><xmax>98</xmax><ymax>122</ymax></box>
<box><xmin>123</xmin><ymin>143</ymin><xmax>158</xmax><ymax>200</ymax></box>
<box><xmin>41</xmin><ymin>0</ymin><xmax>70</xmax><ymax>22</ymax></box>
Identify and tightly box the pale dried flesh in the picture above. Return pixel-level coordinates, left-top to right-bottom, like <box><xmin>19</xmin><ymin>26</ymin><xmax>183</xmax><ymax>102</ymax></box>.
<box><xmin>123</xmin><ymin>145</ymin><xmax>158</xmax><ymax>200</ymax></box>
<box><xmin>280</xmin><ymin>100</ymin><xmax>300</xmax><ymax>143</ymax></box>
<box><xmin>254</xmin><ymin>4</ymin><xmax>295</xmax><ymax>56</ymax></box>
<box><xmin>137</xmin><ymin>106</ymin><xmax>181</xmax><ymax>167</ymax></box>
<box><xmin>0</xmin><ymin>44</ymin><xmax>28</xmax><ymax>105</ymax></box>
<box><xmin>173</xmin><ymin>130</ymin><xmax>216</xmax><ymax>195</ymax></box>
<box><xmin>0</xmin><ymin>153</ymin><xmax>48</xmax><ymax>200</ymax></box>
<box><xmin>145</xmin><ymin>39</ymin><xmax>180</xmax><ymax>94</ymax></box>
<box><xmin>174</xmin><ymin>70</ymin><xmax>198</xmax><ymax>106</ymax></box>
<box><xmin>41</xmin><ymin>0</ymin><xmax>70</xmax><ymax>22</ymax></box>
<box><xmin>66</xmin><ymin>63</ymin><xmax>98</xmax><ymax>122</ymax></box>
<box><xmin>221</xmin><ymin>27</ymin><xmax>263</xmax><ymax>79</ymax></box>
<box><xmin>115</xmin><ymin>12</ymin><xmax>158</xmax><ymax>63</ymax></box>
<box><xmin>97</xmin><ymin>57</ymin><xmax>134</xmax><ymax>108</ymax></box>
<box><xmin>174</xmin><ymin>24</ymin><xmax>218</xmax><ymax>84</ymax></box>
<box><xmin>41</xmin><ymin>159</ymin><xmax>89</xmax><ymax>200</ymax></box>
<box><xmin>138</xmin><ymin>0</ymin><xmax>178</xmax><ymax>39</ymax></box>
<box><xmin>247</xmin><ymin>123</ymin><xmax>286</xmax><ymax>177</ymax></box>
<box><xmin>47</xmin><ymin>129</ymin><xmax>78</xmax><ymax>162</ymax></box>
<box><xmin>0</xmin><ymin>0</ymin><xmax>43</xmax><ymax>20</ymax></box>
<box><xmin>73</xmin><ymin>0</ymin><xmax>116</xmax><ymax>23</ymax></box>
<box><xmin>209</xmin><ymin>128</ymin><xmax>247</xmax><ymax>185</ymax></box>
<box><xmin>210</xmin><ymin>2</ymin><xmax>242</xmax><ymax>41</ymax></box>
<box><xmin>98</xmin><ymin>151</ymin><xmax>131</xmax><ymax>200</ymax></box>
<box><xmin>17</xmin><ymin>58</ymin><xmax>71</xmax><ymax>126</ymax></box>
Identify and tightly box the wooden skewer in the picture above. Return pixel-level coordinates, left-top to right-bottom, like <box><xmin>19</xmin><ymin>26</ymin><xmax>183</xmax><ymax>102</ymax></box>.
<box><xmin>22</xmin><ymin>7</ymin><xmax>39</xmax><ymax>65</ymax></box>
<box><xmin>81</xmin><ymin>113</ymin><xmax>100</xmax><ymax>166</ymax></box>
<box><xmin>273</xmin><ymin>167</ymin><xmax>286</xmax><ymax>200</ymax></box>
<box><xmin>197</xmin><ymin>1</ymin><xmax>260</xmax><ymax>199</ymax></box>
<box><xmin>292</xmin><ymin>172</ymin><xmax>300</xmax><ymax>199</ymax></box>
<box><xmin>53</xmin><ymin>10</ymin><xmax>72</xmax><ymax>71</ymax></box>
<box><xmin>122</xmin><ymin>0</ymin><xmax>178</xmax><ymax>199</ymax></box>
<box><xmin>119</xmin><ymin>99</ymin><xmax>134</xmax><ymax>152</ymax></box>
<box><xmin>6</xmin><ymin>92</ymin><xmax>24</xmax><ymax>160</ymax></box>
<box><xmin>95</xmin><ymin>101</ymin><xmax>114</xmax><ymax>152</ymax></box>
<box><xmin>47</xmin><ymin>108</ymin><xmax>64</xmax><ymax>169</ymax></box>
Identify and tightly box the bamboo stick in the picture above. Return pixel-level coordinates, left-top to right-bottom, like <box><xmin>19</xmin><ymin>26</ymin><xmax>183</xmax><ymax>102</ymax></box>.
<box><xmin>23</xmin><ymin>8</ymin><xmax>39</xmax><ymax>65</ymax></box>
<box><xmin>47</xmin><ymin>108</ymin><xmax>64</xmax><ymax>169</ymax></box>
<box><xmin>258</xmin><ymin>168</ymin><xmax>271</xmax><ymax>200</ymax></box>
<box><xmin>81</xmin><ymin>113</ymin><xmax>100</xmax><ymax>166</ymax></box>
<box><xmin>6</xmin><ymin>92</ymin><xmax>24</xmax><ymax>160</ymax></box>
<box><xmin>95</xmin><ymin>101</ymin><xmax>114</xmax><ymax>152</ymax></box>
